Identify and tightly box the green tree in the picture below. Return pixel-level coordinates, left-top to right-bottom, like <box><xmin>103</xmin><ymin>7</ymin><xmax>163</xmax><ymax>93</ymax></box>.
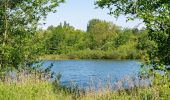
<box><xmin>43</xmin><ymin>22</ymin><xmax>87</xmax><ymax>54</ymax></box>
<box><xmin>0</xmin><ymin>0</ymin><xmax>64</xmax><ymax>75</ymax></box>
<box><xmin>44</xmin><ymin>25</ymin><xmax>66</xmax><ymax>54</ymax></box>
<box><xmin>96</xmin><ymin>0</ymin><xmax>170</xmax><ymax>65</ymax></box>
<box><xmin>42</xmin><ymin>20</ymin><xmax>144</xmax><ymax>59</ymax></box>
<box><xmin>96</xmin><ymin>0</ymin><xmax>170</xmax><ymax>87</ymax></box>
<box><xmin>114</xmin><ymin>29</ymin><xmax>132</xmax><ymax>48</ymax></box>
<box><xmin>87</xmin><ymin>19</ymin><xmax>120</xmax><ymax>49</ymax></box>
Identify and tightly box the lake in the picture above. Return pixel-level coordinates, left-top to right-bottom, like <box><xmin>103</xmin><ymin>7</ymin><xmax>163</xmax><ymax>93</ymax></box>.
<box><xmin>42</xmin><ymin>60</ymin><xmax>141</xmax><ymax>88</ymax></box>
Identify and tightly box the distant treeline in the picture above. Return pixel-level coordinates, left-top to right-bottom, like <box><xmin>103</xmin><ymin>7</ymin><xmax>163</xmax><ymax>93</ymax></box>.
<box><xmin>38</xmin><ymin>19</ymin><xmax>152</xmax><ymax>59</ymax></box>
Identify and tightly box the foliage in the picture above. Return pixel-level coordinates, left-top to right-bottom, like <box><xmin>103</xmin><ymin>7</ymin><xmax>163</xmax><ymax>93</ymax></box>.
<box><xmin>43</xmin><ymin>23</ymin><xmax>87</xmax><ymax>54</ymax></box>
<box><xmin>0</xmin><ymin>74</ymin><xmax>169</xmax><ymax>100</ymax></box>
<box><xmin>96</xmin><ymin>0</ymin><xmax>170</xmax><ymax>64</ymax></box>
<box><xmin>0</xmin><ymin>0</ymin><xmax>64</xmax><ymax>77</ymax></box>
<box><xmin>0</xmin><ymin>72</ymin><xmax>73</xmax><ymax>100</ymax></box>
<box><xmin>95</xmin><ymin>0</ymin><xmax>170</xmax><ymax>92</ymax></box>
<box><xmin>0</xmin><ymin>82</ymin><xmax>56</xmax><ymax>100</ymax></box>
<box><xmin>41</xmin><ymin>19</ymin><xmax>147</xmax><ymax>59</ymax></box>
<box><xmin>87</xmin><ymin>19</ymin><xmax>120</xmax><ymax>49</ymax></box>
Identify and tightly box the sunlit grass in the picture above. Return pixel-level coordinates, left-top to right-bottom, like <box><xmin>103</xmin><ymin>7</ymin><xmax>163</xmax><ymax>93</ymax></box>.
<box><xmin>0</xmin><ymin>72</ymin><xmax>73</xmax><ymax>100</ymax></box>
<box><xmin>40</xmin><ymin>49</ymin><xmax>140</xmax><ymax>60</ymax></box>
<box><xmin>0</xmin><ymin>72</ymin><xmax>169</xmax><ymax>100</ymax></box>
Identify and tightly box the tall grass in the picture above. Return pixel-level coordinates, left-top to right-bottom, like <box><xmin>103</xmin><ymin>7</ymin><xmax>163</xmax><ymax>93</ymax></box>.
<box><xmin>80</xmin><ymin>87</ymin><xmax>159</xmax><ymax>100</ymax></box>
<box><xmin>0</xmin><ymin>81</ymin><xmax>57</xmax><ymax>100</ymax></box>
<box><xmin>0</xmin><ymin>72</ymin><xmax>169</xmax><ymax>100</ymax></box>
<box><xmin>66</xmin><ymin>49</ymin><xmax>139</xmax><ymax>59</ymax></box>
<box><xmin>79</xmin><ymin>76</ymin><xmax>169</xmax><ymax>100</ymax></box>
<box><xmin>0</xmin><ymin>71</ymin><xmax>73</xmax><ymax>100</ymax></box>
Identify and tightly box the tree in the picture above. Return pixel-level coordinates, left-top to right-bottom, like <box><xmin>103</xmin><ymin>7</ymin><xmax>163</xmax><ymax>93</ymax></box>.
<box><xmin>44</xmin><ymin>22</ymin><xmax>87</xmax><ymax>54</ymax></box>
<box><xmin>114</xmin><ymin>28</ymin><xmax>133</xmax><ymax>48</ymax></box>
<box><xmin>0</xmin><ymin>0</ymin><xmax>64</xmax><ymax>74</ymax></box>
<box><xmin>87</xmin><ymin>19</ymin><xmax>120</xmax><ymax>49</ymax></box>
<box><xmin>96</xmin><ymin>0</ymin><xmax>170</xmax><ymax>65</ymax></box>
<box><xmin>96</xmin><ymin>0</ymin><xmax>170</xmax><ymax>86</ymax></box>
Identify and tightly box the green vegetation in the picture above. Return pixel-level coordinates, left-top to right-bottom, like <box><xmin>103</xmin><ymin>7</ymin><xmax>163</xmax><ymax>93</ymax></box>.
<box><xmin>40</xmin><ymin>20</ymin><xmax>148</xmax><ymax>60</ymax></box>
<box><xmin>0</xmin><ymin>74</ymin><xmax>169</xmax><ymax>100</ymax></box>
<box><xmin>96</xmin><ymin>0</ymin><xmax>170</xmax><ymax>64</ymax></box>
<box><xmin>0</xmin><ymin>81</ymin><xmax>57</xmax><ymax>100</ymax></box>
<box><xmin>0</xmin><ymin>0</ymin><xmax>64</xmax><ymax>77</ymax></box>
<box><xmin>0</xmin><ymin>73</ymin><xmax>73</xmax><ymax>100</ymax></box>
<box><xmin>96</xmin><ymin>0</ymin><xmax>170</xmax><ymax>99</ymax></box>
<box><xmin>0</xmin><ymin>0</ymin><xmax>169</xmax><ymax>99</ymax></box>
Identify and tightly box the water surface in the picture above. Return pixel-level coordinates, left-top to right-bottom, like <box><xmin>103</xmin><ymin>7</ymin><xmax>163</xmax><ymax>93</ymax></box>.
<box><xmin>42</xmin><ymin>60</ymin><xmax>140</xmax><ymax>87</ymax></box>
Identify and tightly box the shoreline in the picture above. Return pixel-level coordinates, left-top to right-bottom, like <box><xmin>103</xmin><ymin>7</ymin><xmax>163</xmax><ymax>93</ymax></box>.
<box><xmin>39</xmin><ymin>54</ymin><xmax>139</xmax><ymax>60</ymax></box>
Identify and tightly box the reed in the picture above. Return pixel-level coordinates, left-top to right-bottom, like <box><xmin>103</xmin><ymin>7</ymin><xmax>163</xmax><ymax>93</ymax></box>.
<box><xmin>0</xmin><ymin>72</ymin><xmax>169</xmax><ymax>100</ymax></box>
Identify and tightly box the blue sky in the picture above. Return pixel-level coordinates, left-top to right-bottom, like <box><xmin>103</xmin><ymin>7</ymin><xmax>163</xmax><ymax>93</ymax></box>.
<box><xmin>41</xmin><ymin>0</ymin><xmax>145</xmax><ymax>31</ymax></box>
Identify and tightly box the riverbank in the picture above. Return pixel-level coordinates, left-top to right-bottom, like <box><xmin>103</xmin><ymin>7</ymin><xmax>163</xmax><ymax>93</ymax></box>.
<box><xmin>0</xmin><ymin>75</ymin><xmax>169</xmax><ymax>100</ymax></box>
<box><xmin>39</xmin><ymin>50</ymin><xmax>141</xmax><ymax>60</ymax></box>
<box><xmin>39</xmin><ymin>54</ymin><xmax>70</xmax><ymax>60</ymax></box>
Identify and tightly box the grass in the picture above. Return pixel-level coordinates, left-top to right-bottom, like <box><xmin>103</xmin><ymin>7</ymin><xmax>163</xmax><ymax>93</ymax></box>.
<box><xmin>0</xmin><ymin>72</ymin><xmax>169</xmax><ymax>100</ymax></box>
<box><xmin>80</xmin><ymin>85</ymin><xmax>169</xmax><ymax>100</ymax></box>
<box><xmin>39</xmin><ymin>54</ymin><xmax>70</xmax><ymax>60</ymax></box>
<box><xmin>40</xmin><ymin>49</ymin><xmax>140</xmax><ymax>60</ymax></box>
<box><xmin>0</xmin><ymin>81</ymin><xmax>57</xmax><ymax>100</ymax></box>
<box><xmin>0</xmin><ymin>72</ymin><xmax>73</xmax><ymax>100</ymax></box>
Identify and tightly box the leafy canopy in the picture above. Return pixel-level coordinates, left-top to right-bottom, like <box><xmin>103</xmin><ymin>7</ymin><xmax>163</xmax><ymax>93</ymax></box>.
<box><xmin>96</xmin><ymin>0</ymin><xmax>170</xmax><ymax>65</ymax></box>
<box><xmin>0</xmin><ymin>0</ymin><xmax>64</xmax><ymax>73</ymax></box>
